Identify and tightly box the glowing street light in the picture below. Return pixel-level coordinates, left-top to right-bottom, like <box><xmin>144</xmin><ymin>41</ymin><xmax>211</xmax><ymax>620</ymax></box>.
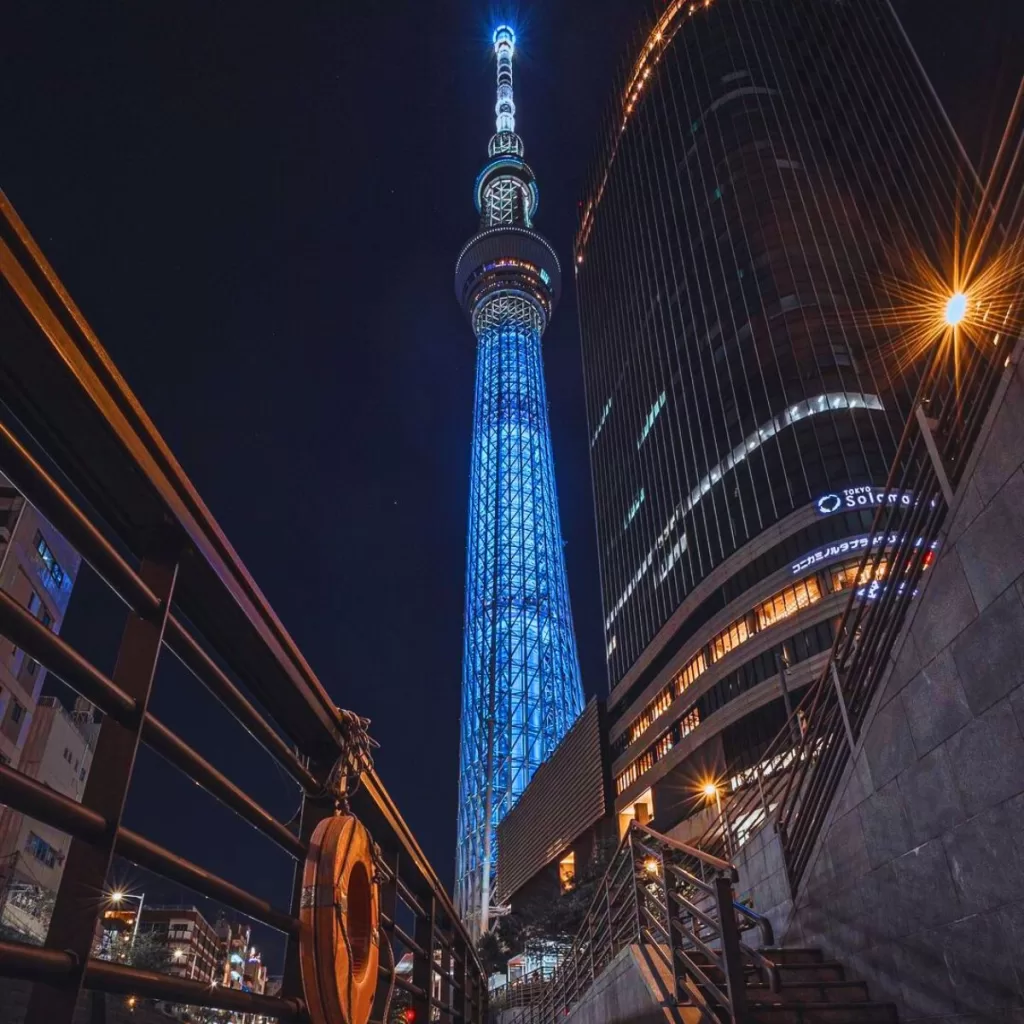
<box><xmin>643</xmin><ymin>857</ymin><xmax>659</xmax><ymax>876</ymax></box>
<box><xmin>944</xmin><ymin>291</ymin><xmax>968</xmax><ymax>327</ymax></box>
<box><xmin>107</xmin><ymin>889</ymin><xmax>145</xmax><ymax>951</ymax></box>
<box><xmin>701</xmin><ymin>779</ymin><xmax>733</xmax><ymax>859</ymax></box>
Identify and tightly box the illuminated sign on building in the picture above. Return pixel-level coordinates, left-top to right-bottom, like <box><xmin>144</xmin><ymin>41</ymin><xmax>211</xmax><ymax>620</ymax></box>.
<box><xmin>792</xmin><ymin>533</ymin><xmax>937</xmax><ymax>575</ymax></box>
<box><xmin>791</xmin><ymin>533</ymin><xmax>895</xmax><ymax>575</ymax></box>
<box><xmin>814</xmin><ymin>486</ymin><xmax>914</xmax><ymax>516</ymax></box>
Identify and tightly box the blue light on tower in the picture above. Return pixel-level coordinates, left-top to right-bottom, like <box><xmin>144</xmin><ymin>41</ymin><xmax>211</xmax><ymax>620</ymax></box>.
<box><xmin>453</xmin><ymin>24</ymin><xmax>585</xmax><ymax>935</ymax></box>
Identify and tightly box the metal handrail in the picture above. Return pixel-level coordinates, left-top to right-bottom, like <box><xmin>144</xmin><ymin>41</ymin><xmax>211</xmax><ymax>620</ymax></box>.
<box><xmin>0</xmin><ymin>189</ymin><xmax>487</xmax><ymax>1024</ymax></box>
<box><xmin>506</xmin><ymin>823</ymin><xmax>772</xmax><ymax>1024</ymax></box>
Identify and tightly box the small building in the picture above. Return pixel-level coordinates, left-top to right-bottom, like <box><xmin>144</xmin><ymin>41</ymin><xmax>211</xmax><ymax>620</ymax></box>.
<box><xmin>0</xmin><ymin>473</ymin><xmax>82</xmax><ymax>769</ymax></box>
<box><xmin>136</xmin><ymin>906</ymin><xmax>221</xmax><ymax>983</ymax></box>
<box><xmin>0</xmin><ymin>696</ymin><xmax>96</xmax><ymax>941</ymax></box>
<box><xmin>495</xmin><ymin>698</ymin><xmax>615</xmax><ymax>914</ymax></box>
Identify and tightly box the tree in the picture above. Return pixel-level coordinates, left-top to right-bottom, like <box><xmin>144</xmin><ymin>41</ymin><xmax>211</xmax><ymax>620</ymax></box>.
<box><xmin>477</xmin><ymin>837</ymin><xmax>621</xmax><ymax>976</ymax></box>
<box><xmin>94</xmin><ymin>930</ymin><xmax>174</xmax><ymax>974</ymax></box>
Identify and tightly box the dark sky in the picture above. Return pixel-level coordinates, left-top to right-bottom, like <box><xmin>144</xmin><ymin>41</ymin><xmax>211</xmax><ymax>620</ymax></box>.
<box><xmin>1</xmin><ymin>0</ymin><xmax>1020</xmax><ymax>971</ymax></box>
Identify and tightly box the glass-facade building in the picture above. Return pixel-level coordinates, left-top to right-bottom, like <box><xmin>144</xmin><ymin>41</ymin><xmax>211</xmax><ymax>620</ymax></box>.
<box><xmin>576</xmin><ymin>0</ymin><xmax>971</xmax><ymax>832</ymax></box>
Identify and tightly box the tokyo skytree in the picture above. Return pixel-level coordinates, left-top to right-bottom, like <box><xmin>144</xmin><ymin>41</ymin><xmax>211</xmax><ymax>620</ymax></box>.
<box><xmin>453</xmin><ymin>25</ymin><xmax>584</xmax><ymax>934</ymax></box>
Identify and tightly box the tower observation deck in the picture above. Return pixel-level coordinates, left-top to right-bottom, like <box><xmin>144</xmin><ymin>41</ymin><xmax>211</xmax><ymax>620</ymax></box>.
<box><xmin>454</xmin><ymin>25</ymin><xmax>584</xmax><ymax>935</ymax></box>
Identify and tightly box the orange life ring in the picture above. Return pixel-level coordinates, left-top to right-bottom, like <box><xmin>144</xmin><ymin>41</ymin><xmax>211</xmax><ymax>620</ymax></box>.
<box><xmin>300</xmin><ymin>814</ymin><xmax>380</xmax><ymax>1024</ymax></box>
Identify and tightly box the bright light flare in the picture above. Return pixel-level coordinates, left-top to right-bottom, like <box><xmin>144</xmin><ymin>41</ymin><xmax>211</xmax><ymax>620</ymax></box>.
<box><xmin>644</xmin><ymin>857</ymin><xmax>660</xmax><ymax>875</ymax></box>
<box><xmin>945</xmin><ymin>291</ymin><xmax>968</xmax><ymax>326</ymax></box>
<box><xmin>109</xmin><ymin>890</ymin><xmax>124</xmax><ymax>904</ymax></box>
<box><xmin>701</xmin><ymin>781</ymin><xmax>719</xmax><ymax>799</ymax></box>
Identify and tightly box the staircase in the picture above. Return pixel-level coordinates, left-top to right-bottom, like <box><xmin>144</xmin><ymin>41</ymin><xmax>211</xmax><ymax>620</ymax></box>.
<box><xmin>501</xmin><ymin>823</ymin><xmax>903</xmax><ymax>1024</ymax></box>
<box><xmin>691</xmin><ymin>946</ymin><xmax>899</xmax><ymax>1024</ymax></box>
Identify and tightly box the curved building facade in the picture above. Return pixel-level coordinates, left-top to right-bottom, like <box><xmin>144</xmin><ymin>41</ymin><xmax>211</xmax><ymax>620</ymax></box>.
<box><xmin>575</xmin><ymin>0</ymin><xmax>970</xmax><ymax>831</ymax></box>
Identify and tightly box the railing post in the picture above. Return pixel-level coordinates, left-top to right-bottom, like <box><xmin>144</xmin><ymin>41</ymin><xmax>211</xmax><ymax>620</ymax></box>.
<box><xmin>658</xmin><ymin>848</ymin><xmax>684</xmax><ymax>1004</ymax></box>
<box><xmin>372</xmin><ymin>848</ymin><xmax>401</xmax><ymax>1024</ymax></box>
<box><xmin>412</xmin><ymin>893</ymin><xmax>436</xmax><ymax>1024</ymax></box>
<box><xmin>627</xmin><ymin>832</ymin><xmax>643</xmax><ymax>944</ymax></box>
<box><xmin>587</xmin><ymin>911</ymin><xmax>596</xmax><ymax>980</ymax></box>
<box><xmin>714</xmin><ymin>874</ymin><xmax>748</xmax><ymax>1024</ymax></box>
<box><xmin>24</xmin><ymin>540</ymin><xmax>179</xmax><ymax>1024</ymax></box>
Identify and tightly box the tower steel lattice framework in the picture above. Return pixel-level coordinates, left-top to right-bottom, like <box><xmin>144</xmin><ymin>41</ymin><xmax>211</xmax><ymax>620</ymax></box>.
<box><xmin>453</xmin><ymin>26</ymin><xmax>584</xmax><ymax>934</ymax></box>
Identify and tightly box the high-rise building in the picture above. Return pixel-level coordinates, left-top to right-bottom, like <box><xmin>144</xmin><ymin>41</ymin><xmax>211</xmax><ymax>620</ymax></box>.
<box><xmin>454</xmin><ymin>26</ymin><xmax>585</xmax><ymax>932</ymax></box>
<box><xmin>0</xmin><ymin>697</ymin><xmax>96</xmax><ymax>942</ymax></box>
<box><xmin>0</xmin><ymin>473</ymin><xmax>82</xmax><ymax>769</ymax></box>
<box><xmin>575</xmin><ymin>0</ymin><xmax>969</xmax><ymax>837</ymax></box>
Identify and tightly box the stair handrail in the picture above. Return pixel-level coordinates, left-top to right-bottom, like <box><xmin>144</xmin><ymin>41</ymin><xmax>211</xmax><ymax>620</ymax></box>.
<box><xmin>506</xmin><ymin>823</ymin><xmax>777</xmax><ymax>1024</ymax></box>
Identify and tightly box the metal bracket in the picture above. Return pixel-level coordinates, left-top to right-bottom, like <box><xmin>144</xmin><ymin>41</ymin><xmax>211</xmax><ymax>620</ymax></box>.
<box><xmin>915</xmin><ymin>405</ymin><xmax>955</xmax><ymax>506</ymax></box>
<box><xmin>830</xmin><ymin>662</ymin><xmax>858</xmax><ymax>754</ymax></box>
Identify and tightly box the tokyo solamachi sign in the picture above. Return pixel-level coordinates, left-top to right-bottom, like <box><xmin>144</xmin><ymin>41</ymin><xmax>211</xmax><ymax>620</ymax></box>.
<box><xmin>815</xmin><ymin>486</ymin><xmax>914</xmax><ymax>516</ymax></box>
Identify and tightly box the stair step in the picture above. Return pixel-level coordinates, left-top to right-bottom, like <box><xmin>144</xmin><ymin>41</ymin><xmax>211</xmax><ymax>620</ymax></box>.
<box><xmin>760</xmin><ymin>948</ymin><xmax>826</xmax><ymax>965</ymax></box>
<box><xmin>746</xmin><ymin>981</ymin><xmax>869</xmax><ymax>1004</ymax></box>
<box><xmin>747</xmin><ymin>962</ymin><xmax>847</xmax><ymax>985</ymax></box>
<box><xmin>749</xmin><ymin>1000</ymin><xmax>898</xmax><ymax>1024</ymax></box>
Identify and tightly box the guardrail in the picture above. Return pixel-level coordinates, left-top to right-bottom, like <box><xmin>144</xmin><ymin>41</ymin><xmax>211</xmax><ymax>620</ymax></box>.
<box><xmin>506</xmin><ymin>822</ymin><xmax>777</xmax><ymax>1024</ymax></box>
<box><xmin>0</xmin><ymin>189</ymin><xmax>487</xmax><ymax>1024</ymax></box>
<box><xmin>693</xmin><ymin>82</ymin><xmax>1024</xmax><ymax>890</ymax></box>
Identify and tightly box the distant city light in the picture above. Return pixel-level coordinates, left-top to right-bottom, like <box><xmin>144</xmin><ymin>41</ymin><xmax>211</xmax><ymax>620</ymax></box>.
<box><xmin>944</xmin><ymin>291</ymin><xmax>968</xmax><ymax>326</ymax></box>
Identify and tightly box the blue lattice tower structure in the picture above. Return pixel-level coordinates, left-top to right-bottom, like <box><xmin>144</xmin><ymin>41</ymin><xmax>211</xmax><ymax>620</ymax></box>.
<box><xmin>453</xmin><ymin>26</ymin><xmax>585</xmax><ymax>935</ymax></box>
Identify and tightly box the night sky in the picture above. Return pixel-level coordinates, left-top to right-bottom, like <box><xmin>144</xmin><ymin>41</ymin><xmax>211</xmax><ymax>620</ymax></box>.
<box><xmin>1</xmin><ymin>0</ymin><xmax>1020</xmax><ymax>971</ymax></box>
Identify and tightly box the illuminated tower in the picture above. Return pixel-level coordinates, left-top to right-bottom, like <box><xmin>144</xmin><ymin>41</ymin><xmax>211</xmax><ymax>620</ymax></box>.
<box><xmin>453</xmin><ymin>26</ymin><xmax>584</xmax><ymax>934</ymax></box>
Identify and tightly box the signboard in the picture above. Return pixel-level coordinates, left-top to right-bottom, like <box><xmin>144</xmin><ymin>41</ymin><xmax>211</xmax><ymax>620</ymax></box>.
<box><xmin>814</xmin><ymin>486</ymin><xmax>914</xmax><ymax>516</ymax></box>
<box><xmin>792</xmin><ymin>532</ymin><xmax>937</xmax><ymax>575</ymax></box>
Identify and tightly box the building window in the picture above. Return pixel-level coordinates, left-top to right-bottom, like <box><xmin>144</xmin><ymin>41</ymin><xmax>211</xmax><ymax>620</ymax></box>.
<box><xmin>637</xmin><ymin>392</ymin><xmax>667</xmax><ymax>448</ymax></box>
<box><xmin>831</xmin><ymin>559</ymin><xmax>888</xmax><ymax>593</ymax></box>
<box><xmin>558</xmin><ymin>851</ymin><xmax>575</xmax><ymax>892</ymax></box>
<box><xmin>10</xmin><ymin>701</ymin><xmax>24</xmax><ymax>724</ymax></box>
<box><xmin>591</xmin><ymin>397</ymin><xmax>613</xmax><ymax>447</ymax></box>
<box><xmin>34</xmin><ymin>532</ymin><xmax>66</xmax><ymax>588</ymax></box>
<box><xmin>623</xmin><ymin>489</ymin><xmax>645</xmax><ymax>529</ymax></box>
<box><xmin>25</xmin><ymin>831</ymin><xmax>58</xmax><ymax>868</ymax></box>
<box><xmin>711</xmin><ymin>619</ymin><xmax>751</xmax><ymax>663</ymax></box>
<box><xmin>754</xmin><ymin>577</ymin><xmax>822</xmax><ymax>631</ymax></box>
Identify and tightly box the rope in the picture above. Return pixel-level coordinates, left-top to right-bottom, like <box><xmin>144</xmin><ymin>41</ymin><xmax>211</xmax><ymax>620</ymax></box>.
<box><xmin>328</xmin><ymin>709</ymin><xmax>379</xmax><ymax>810</ymax></box>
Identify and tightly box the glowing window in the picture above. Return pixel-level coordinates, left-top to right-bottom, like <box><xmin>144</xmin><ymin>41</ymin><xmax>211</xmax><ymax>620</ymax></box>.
<box><xmin>711</xmin><ymin>618</ymin><xmax>750</xmax><ymax>663</ymax></box>
<box><xmin>755</xmin><ymin>577</ymin><xmax>822</xmax><ymax>630</ymax></box>
<box><xmin>558</xmin><ymin>851</ymin><xmax>575</xmax><ymax>891</ymax></box>
<box><xmin>624</xmin><ymin>489</ymin><xmax>645</xmax><ymax>529</ymax></box>
<box><xmin>637</xmin><ymin>392</ymin><xmax>667</xmax><ymax>448</ymax></box>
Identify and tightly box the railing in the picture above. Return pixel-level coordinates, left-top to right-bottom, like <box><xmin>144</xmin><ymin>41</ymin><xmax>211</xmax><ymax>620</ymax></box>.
<box><xmin>0</xmin><ymin>191</ymin><xmax>487</xmax><ymax>1023</ymax></box>
<box><xmin>694</xmin><ymin>85</ymin><xmax>1024</xmax><ymax>889</ymax></box>
<box><xmin>506</xmin><ymin>823</ymin><xmax>777</xmax><ymax>1024</ymax></box>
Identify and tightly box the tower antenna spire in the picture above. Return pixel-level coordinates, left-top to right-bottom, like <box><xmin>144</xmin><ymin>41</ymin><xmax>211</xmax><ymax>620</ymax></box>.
<box><xmin>493</xmin><ymin>25</ymin><xmax>517</xmax><ymax>137</ymax></box>
<box><xmin>488</xmin><ymin>25</ymin><xmax>525</xmax><ymax>160</ymax></box>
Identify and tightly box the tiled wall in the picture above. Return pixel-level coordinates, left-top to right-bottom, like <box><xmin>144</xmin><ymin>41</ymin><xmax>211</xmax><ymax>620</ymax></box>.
<box><xmin>742</xmin><ymin>346</ymin><xmax>1024</xmax><ymax>1022</ymax></box>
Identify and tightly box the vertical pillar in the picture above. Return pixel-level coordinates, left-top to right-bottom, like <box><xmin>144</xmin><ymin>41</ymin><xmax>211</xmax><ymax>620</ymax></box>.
<box><xmin>714</xmin><ymin>875</ymin><xmax>748</xmax><ymax>1024</ymax></box>
<box><xmin>371</xmin><ymin>848</ymin><xmax>401</xmax><ymax>1024</ymax></box>
<box><xmin>412</xmin><ymin>894</ymin><xmax>436</xmax><ymax>1024</ymax></box>
<box><xmin>281</xmin><ymin>773</ymin><xmax>335</xmax><ymax>1002</ymax></box>
<box><xmin>25</xmin><ymin>541</ymin><xmax>179</xmax><ymax>1024</ymax></box>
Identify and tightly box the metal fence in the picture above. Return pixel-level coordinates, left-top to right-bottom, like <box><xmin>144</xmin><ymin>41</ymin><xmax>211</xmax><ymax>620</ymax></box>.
<box><xmin>693</xmin><ymin>85</ymin><xmax>1024</xmax><ymax>890</ymax></box>
<box><xmin>0</xmin><ymin>191</ymin><xmax>487</xmax><ymax>1023</ymax></box>
<box><xmin>506</xmin><ymin>822</ymin><xmax>776</xmax><ymax>1024</ymax></box>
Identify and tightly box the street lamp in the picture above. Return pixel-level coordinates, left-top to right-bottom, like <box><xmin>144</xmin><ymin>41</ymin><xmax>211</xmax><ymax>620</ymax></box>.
<box><xmin>109</xmin><ymin>889</ymin><xmax>145</xmax><ymax>952</ymax></box>
<box><xmin>702</xmin><ymin>781</ymin><xmax>733</xmax><ymax>860</ymax></box>
<box><xmin>944</xmin><ymin>291</ymin><xmax>968</xmax><ymax>327</ymax></box>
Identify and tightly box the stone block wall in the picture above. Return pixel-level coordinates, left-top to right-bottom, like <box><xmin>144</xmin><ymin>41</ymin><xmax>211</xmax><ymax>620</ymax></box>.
<box><xmin>742</xmin><ymin>345</ymin><xmax>1024</xmax><ymax>1022</ymax></box>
